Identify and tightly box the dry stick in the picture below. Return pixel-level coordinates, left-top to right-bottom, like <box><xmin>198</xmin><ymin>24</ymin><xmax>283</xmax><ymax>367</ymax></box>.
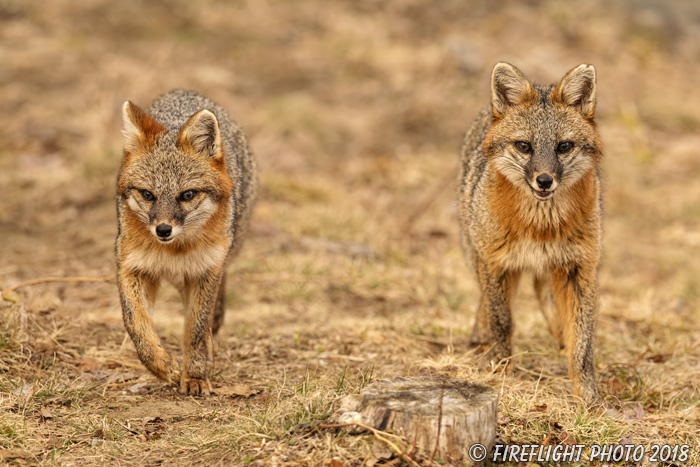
<box><xmin>400</xmin><ymin>166</ymin><xmax>457</xmax><ymax>236</ymax></box>
<box><xmin>228</xmin><ymin>273</ymin><xmax>341</xmax><ymax>283</ymax></box>
<box><xmin>525</xmin><ymin>434</ymin><xmax>555</xmax><ymax>467</ymax></box>
<box><xmin>318</xmin><ymin>422</ymin><xmax>416</xmax><ymax>465</ymax></box>
<box><xmin>514</xmin><ymin>364</ymin><xmax>567</xmax><ymax>381</ymax></box>
<box><xmin>113</xmin><ymin>418</ymin><xmax>140</xmax><ymax>436</ymax></box>
<box><xmin>409</xmin><ymin>421</ymin><xmax>421</xmax><ymax>467</ymax></box>
<box><xmin>3</xmin><ymin>274</ymin><xmax>116</xmax><ymax>293</ymax></box>
<box><xmin>430</xmin><ymin>379</ymin><xmax>446</xmax><ymax>463</ymax></box>
<box><xmin>630</xmin><ymin>346</ymin><xmax>651</xmax><ymax>367</ymax></box>
<box><xmin>1</xmin><ymin>272</ymin><xmax>322</xmax><ymax>293</ymax></box>
<box><xmin>105</xmin><ymin>358</ymin><xmax>148</xmax><ymax>371</ymax></box>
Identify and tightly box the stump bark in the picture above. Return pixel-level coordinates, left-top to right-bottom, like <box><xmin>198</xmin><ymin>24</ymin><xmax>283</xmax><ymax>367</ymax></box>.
<box><xmin>355</xmin><ymin>376</ymin><xmax>498</xmax><ymax>465</ymax></box>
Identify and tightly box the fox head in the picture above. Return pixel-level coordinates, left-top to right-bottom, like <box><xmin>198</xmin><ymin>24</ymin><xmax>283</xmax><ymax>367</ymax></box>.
<box><xmin>484</xmin><ymin>62</ymin><xmax>602</xmax><ymax>201</ymax></box>
<box><xmin>118</xmin><ymin>102</ymin><xmax>232</xmax><ymax>244</ymax></box>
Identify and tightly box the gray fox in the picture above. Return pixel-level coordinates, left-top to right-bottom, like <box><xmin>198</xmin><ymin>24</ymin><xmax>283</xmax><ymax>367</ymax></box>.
<box><xmin>458</xmin><ymin>63</ymin><xmax>603</xmax><ymax>404</ymax></box>
<box><xmin>116</xmin><ymin>89</ymin><xmax>257</xmax><ymax>395</ymax></box>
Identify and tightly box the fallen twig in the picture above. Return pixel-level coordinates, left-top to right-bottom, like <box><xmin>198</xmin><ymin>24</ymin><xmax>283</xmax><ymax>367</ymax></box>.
<box><xmin>3</xmin><ymin>275</ymin><xmax>116</xmax><ymax>294</ymax></box>
<box><xmin>318</xmin><ymin>422</ymin><xmax>418</xmax><ymax>465</ymax></box>
<box><xmin>400</xmin><ymin>166</ymin><xmax>456</xmax><ymax>236</ymax></box>
<box><xmin>514</xmin><ymin>364</ymin><xmax>568</xmax><ymax>381</ymax></box>
<box><xmin>430</xmin><ymin>379</ymin><xmax>445</xmax><ymax>463</ymax></box>
<box><xmin>409</xmin><ymin>419</ymin><xmax>420</xmax><ymax>467</ymax></box>
<box><xmin>630</xmin><ymin>346</ymin><xmax>651</xmax><ymax>367</ymax></box>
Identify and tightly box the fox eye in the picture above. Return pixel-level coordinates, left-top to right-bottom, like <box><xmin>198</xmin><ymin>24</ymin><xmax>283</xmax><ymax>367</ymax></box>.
<box><xmin>557</xmin><ymin>141</ymin><xmax>574</xmax><ymax>154</ymax></box>
<box><xmin>180</xmin><ymin>190</ymin><xmax>196</xmax><ymax>202</ymax></box>
<box><xmin>514</xmin><ymin>141</ymin><xmax>532</xmax><ymax>154</ymax></box>
<box><xmin>140</xmin><ymin>189</ymin><xmax>155</xmax><ymax>201</ymax></box>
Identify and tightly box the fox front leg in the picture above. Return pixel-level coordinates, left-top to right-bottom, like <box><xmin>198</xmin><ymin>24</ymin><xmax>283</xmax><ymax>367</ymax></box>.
<box><xmin>469</xmin><ymin>260</ymin><xmax>521</xmax><ymax>365</ymax></box>
<box><xmin>118</xmin><ymin>270</ymin><xmax>179</xmax><ymax>384</ymax></box>
<box><xmin>180</xmin><ymin>270</ymin><xmax>223</xmax><ymax>396</ymax></box>
<box><xmin>553</xmin><ymin>264</ymin><xmax>600</xmax><ymax>405</ymax></box>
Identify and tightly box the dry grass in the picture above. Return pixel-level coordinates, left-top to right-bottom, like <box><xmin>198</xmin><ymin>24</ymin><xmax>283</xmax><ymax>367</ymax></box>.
<box><xmin>1</xmin><ymin>0</ymin><xmax>700</xmax><ymax>465</ymax></box>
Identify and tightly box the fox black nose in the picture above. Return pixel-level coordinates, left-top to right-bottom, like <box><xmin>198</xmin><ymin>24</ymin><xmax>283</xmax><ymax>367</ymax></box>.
<box><xmin>156</xmin><ymin>224</ymin><xmax>172</xmax><ymax>238</ymax></box>
<box><xmin>536</xmin><ymin>174</ymin><xmax>554</xmax><ymax>190</ymax></box>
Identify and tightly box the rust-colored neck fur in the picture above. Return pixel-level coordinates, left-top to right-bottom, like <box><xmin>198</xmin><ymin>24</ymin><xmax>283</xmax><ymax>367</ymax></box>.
<box><xmin>489</xmin><ymin>169</ymin><xmax>597</xmax><ymax>243</ymax></box>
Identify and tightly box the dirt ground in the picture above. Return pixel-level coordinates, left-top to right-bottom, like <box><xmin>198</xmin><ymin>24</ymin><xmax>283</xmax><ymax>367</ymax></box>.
<box><xmin>1</xmin><ymin>0</ymin><xmax>700</xmax><ymax>465</ymax></box>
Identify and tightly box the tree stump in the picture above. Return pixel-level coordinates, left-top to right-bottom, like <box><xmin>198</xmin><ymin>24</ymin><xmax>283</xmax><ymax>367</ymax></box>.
<box><xmin>354</xmin><ymin>376</ymin><xmax>498</xmax><ymax>465</ymax></box>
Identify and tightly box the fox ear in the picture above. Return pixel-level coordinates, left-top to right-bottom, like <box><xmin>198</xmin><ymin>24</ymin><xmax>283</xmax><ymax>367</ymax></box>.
<box><xmin>553</xmin><ymin>64</ymin><xmax>596</xmax><ymax>119</ymax></box>
<box><xmin>491</xmin><ymin>62</ymin><xmax>536</xmax><ymax>118</ymax></box>
<box><xmin>122</xmin><ymin>101</ymin><xmax>166</xmax><ymax>152</ymax></box>
<box><xmin>177</xmin><ymin>110</ymin><xmax>223</xmax><ymax>160</ymax></box>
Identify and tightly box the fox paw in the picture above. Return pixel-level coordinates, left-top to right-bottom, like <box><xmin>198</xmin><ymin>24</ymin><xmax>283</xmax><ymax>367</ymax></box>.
<box><xmin>167</xmin><ymin>360</ymin><xmax>182</xmax><ymax>386</ymax></box>
<box><xmin>145</xmin><ymin>350</ymin><xmax>180</xmax><ymax>384</ymax></box>
<box><xmin>469</xmin><ymin>342</ymin><xmax>512</xmax><ymax>371</ymax></box>
<box><xmin>575</xmin><ymin>382</ymin><xmax>601</xmax><ymax>407</ymax></box>
<box><xmin>179</xmin><ymin>376</ymin><xmax>212</xmax><ymax>396</ymax></box>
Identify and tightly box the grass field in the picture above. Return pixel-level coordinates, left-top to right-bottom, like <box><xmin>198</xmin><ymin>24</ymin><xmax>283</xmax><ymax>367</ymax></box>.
<box><xmin>1</xmin><ymin>0</ymin><xmax>700</xmax><ymax>465</ymax></box>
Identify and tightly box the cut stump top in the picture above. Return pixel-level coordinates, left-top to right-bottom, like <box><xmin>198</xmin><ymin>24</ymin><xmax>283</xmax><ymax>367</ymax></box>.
<box><xmin>361</xmin><ymin>376</ymin><xmax>497</xmax><ymax>417</ymax></box>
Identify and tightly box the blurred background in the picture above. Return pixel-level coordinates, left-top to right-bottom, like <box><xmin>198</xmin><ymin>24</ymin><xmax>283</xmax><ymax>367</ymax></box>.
<box><xmin>1</xmin><ymin>0</ymin><xmax>699</xmax><ymax>464</ymax></box>
<box><xmin>2</xmin><ymin>0</ymin><xmax>700</xmax><ymax>288</ymax></box>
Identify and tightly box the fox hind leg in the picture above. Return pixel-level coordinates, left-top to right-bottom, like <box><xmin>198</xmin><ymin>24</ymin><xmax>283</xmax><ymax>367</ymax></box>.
<box><xmin>534</xmin><ymin>274</ymin><xmax>565</xmax><ymax>350</ymax></box>
<box><xmin>211</xmin><ymin>271</ymin><xmax>227</xmax><ymax>336</ymax></box>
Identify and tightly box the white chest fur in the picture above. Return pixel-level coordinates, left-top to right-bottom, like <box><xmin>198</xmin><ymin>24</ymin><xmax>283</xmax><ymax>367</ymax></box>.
<box><xmin>493</xmin><ymin>237</ymin><xmax>584</xmax><ymax>276</ymax></box>
<box><xmin>123</xmin><ymin>243</ymin><xmax>229</xmax><ymax>286</ymax></box>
